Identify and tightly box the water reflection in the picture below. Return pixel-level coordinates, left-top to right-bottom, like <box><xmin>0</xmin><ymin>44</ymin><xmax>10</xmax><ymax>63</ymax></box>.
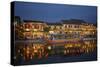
<box><xmin>14</xmin><ymin>38</ymin><xmax>97</xmax><ymax>63</ymax></box>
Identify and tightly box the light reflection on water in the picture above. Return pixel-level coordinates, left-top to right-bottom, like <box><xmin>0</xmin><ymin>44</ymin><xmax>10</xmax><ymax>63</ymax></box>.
<box><xmin>14</xmin><ymin>39</ymin><xmax>97</xmax><ymax>63</ymax></box>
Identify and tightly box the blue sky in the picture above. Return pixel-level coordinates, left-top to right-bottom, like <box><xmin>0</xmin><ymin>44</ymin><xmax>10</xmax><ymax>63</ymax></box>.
<box><xmin>14</xmin><ymin>1</ymin><xmax>97</xmax><ymax>24</ymax></box>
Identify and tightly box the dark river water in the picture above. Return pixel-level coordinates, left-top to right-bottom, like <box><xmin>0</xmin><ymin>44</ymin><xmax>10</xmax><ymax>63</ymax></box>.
<box><xmin>13</xmin><ymin>38</ymin><xmax>97</xmax><ymax>65</ymax></box>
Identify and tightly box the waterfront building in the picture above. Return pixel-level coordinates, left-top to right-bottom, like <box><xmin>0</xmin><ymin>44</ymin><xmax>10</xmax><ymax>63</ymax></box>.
<box><xmin>23</xmin><ymin>20</ymin><xmax>46</xmax><ymax>39</ymax></box>
<box><xmin>14</xmin><ymin>18</ymin><xmax>97</xmax><ymax>40</ymax></box>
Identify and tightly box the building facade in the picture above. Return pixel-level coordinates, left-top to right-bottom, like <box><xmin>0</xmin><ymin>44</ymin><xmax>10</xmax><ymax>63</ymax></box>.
<box><xmin>23</xmin><ymin>20</ymin><xmax>46</xmax><ymax>39</ymax></box>
<box><xmin>14</xmin><ymin>18</ymin><xmax>97</xmax><ymax>40</ymax></box>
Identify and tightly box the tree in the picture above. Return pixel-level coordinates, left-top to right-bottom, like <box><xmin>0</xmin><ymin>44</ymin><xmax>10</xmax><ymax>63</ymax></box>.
<box><xmin>43</xmin><ymin>27</ymin><xmax>50</xmax><ymax>32</ymax></box>
<box><xmin>43</xmin><ymin>27</ymin><xmax>50</xmax><ymax>37</ymax></box>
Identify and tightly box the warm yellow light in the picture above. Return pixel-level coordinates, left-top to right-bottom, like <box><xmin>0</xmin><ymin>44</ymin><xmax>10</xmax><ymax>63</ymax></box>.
<box><xmin>34</xmin><ymin>29</ymin><xmax>38</xmax><ymax>31</ymax></box>
<box><xmin>49</xmin><ymin>31</ymin><xmax>54</xmax><ymax>34</ymax></box>
<box><xmin>26</xmin><ymin>28</ymin><xmax>30</xmax><ymax>31</ymax></box>
<box><xmin>48</xmin><ymin>46</ymin><xmax>51</xmax><ymax>50</ymax></box>
<box><xmin>34</xmin><ymin>50</ymin><xmax>38</xmax><ymax>53</ymax></box>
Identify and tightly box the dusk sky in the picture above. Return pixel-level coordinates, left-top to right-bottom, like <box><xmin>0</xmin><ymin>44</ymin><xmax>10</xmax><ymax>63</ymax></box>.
<box><xmin>14</xmin><ymin>1</ymin><xmax>97</xmax><ymax>24</ymax></box>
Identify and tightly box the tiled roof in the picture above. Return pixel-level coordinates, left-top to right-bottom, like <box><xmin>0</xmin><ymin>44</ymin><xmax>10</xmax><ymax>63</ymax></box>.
<box><xmin>62</xmin><ymin>19</ymin><xmax>86</xmax><ymax>24</ymax></box>
<box><xmin>47</xmin><ymin>22</ymin><xmax>62</xmax><ymax>25</ymax></box>
<box><xmin>23</xmin><ymin>20</ymin><xmax>44</xmax><ymax>23</ymax></box>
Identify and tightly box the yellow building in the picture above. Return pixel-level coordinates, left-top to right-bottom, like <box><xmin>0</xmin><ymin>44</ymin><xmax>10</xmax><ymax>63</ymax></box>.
<box><xmin>47</xmin><ymin>23</ymin><xmax>63</xmax><ymax>34</ymax></box>
<box><xmin>22</xmin><ymin>20</ymin><xmax>46</xmax><ymax>39</ymax></box>
<box><xmin>81</xmin><ymin>23</ymin><xmax>97</xmax><ymax>35</ymax></box>
<box><xmin>15</xmin><ymin>19</ymin><xmax>97</xmax><ymax>39</ymax></box>
<box><xmin>62</xmin><ymin>19</ymin><xmax>97</xmax><ymax>36</ymax></box>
